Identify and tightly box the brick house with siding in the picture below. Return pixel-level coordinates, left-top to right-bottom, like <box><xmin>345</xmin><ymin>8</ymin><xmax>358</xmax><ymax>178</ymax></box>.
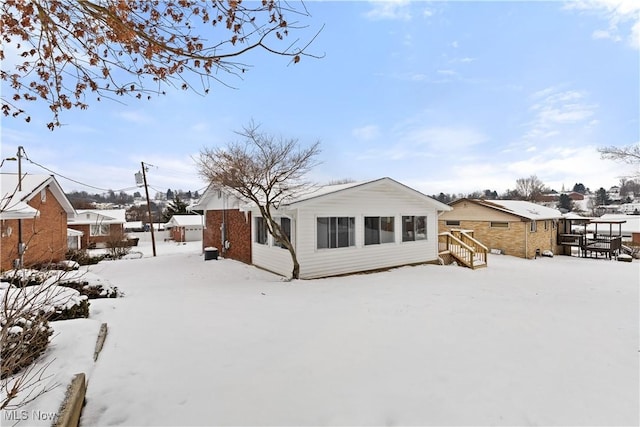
<box><xmin>67</xmin><ymin>209</ymin><xmax>126</xmax><ymax>249</ymax></box>
<box><xmin>439</xmin><ymin>199</ymin><xmax>562</xmax><ymax>259</ymax></box>
<box><xmin>1</xmin><ymin>174</ymin><xmax>75</xmax><ymax>271</ymax></box>
<box><xmin>191</xmin><ymin>187</ymin><xmax>252</xmax><ymax>264</ymax></box>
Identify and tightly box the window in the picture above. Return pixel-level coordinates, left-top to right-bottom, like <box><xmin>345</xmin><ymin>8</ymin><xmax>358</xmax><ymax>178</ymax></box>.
<box><xmin>90</xmin><ymin>224</ymin><xmax>110</xmax><ymax>236</ymax></box>
<box><xmin>544</xmin><ymin>220</ymin><xmax>549</xmax><ymax>231</ymax></box>
<box><xmin>364</xmin><ymin>216</ymin><xmax>395</xmax><ymax>245</ymax></box>
<box><xmin>254</xmin><ymin>217</ymin><xmax>268</xmax><ymax>245</ymax></box>
<box><xmin>275</xmin><ymin>217</ymin><xmax>291</xmax><ymax>249</ymax></box>
<box><xmin>402</xmin><ymin>216</ymin><xmax>427</xmax><ymax>242</ymax></box>
<box><xmin>317</xmin><ymin>217</ymin><xmax>355</xmax><ymax>249</ymax></box>
<box><xmin>530</xmin><ymin>221</ymin><xmax>537</xmax><ymax>232</ymax></box>
<box><xmin>490</xmin><ymin>221</ymin><xmax>509</xmax><ymax>228</ymax></box>
<box><xmin>445</xmin><ymin>220</ymin><xmax>460</xmax><ymax>227</ymax></box>
<box><xmin>40</xmin><ymin>189</ymin><xmax>46</xmax><ymax>202</ymax></box>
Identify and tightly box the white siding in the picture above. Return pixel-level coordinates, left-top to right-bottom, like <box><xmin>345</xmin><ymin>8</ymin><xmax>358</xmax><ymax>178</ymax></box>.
<box><xmin>251</xmin><ymin>180</ymin><xmax>443</xmax><ymax>279</ymax></box>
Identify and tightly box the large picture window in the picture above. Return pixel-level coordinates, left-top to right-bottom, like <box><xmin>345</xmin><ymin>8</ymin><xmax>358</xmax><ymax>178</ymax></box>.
<box><xmin>364</xmin><ymin>216</ymin><xmax>395</xmax><ymax>245</ymax></box>
<box><xmin>254</xmin><ymin>217</ymin><xmax>268</xmax><ymax>245</ymax></box>
<box><xmin>317</xmin><ymin>217</ymin><xmax>355</xmax><ymax>249</ymax></box>
<box><xmin>90</xmin><ymin>224</ymin><xmax>110</xmax><ymax>236</ymax></box>
<box><xmin>402</xmin><ymin>216</ymin><xmax>427</xmax><ymax>242</ymax></box>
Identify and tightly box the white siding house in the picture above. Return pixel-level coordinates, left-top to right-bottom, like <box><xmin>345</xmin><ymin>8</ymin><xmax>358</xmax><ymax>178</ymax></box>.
<box><xmin>248</xmin><ymin>177</ymin><xmax>452</xmax><ymax>279</ymax></box>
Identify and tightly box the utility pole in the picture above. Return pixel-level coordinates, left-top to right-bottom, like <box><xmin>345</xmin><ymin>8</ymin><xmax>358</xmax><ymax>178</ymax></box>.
<box><xmin>17</xmin><ymin>146</ymin><xmax>24</xmax><ymax>269</ymax></box>
<box><xmin>141</xmin><ymin>162</ymin><xmax>157</xmax><ymax>257</ymax></box>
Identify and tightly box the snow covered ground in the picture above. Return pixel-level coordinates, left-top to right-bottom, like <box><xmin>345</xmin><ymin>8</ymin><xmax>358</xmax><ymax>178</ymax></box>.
<box><xmin>4</xmin><ymin>238</ymin><xmax>639</xmax><ymax>426</ymax></box>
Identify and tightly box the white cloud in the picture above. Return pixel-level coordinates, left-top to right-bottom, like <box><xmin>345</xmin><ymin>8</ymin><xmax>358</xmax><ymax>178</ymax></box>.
<box><xmin>451</xmin><ymin>41</ymin><xmax>459</xmax><ymax>48</ymax></box>
<box><xmin>364</xmin><ymin>0</ymin><xmax>412</xmax><ymax>21</ymax></box>
<box><xmin>524</xmin><ymin>87</ymin><xmax>597</xmax><ymax>140</ymax></box>
<box><xmin>565</xmin><ymin>0</ymin><xmax>640</xmax><ymax>49</ymax></box>
<box><xmin>352</xmin><ymin>125</ymin><xmax>381</xmax><ymax>141</ymax></box>
<box><xmin>116</xmin><ymin>110</ymin><xmax>154</xmax><ymax>125</ymax></box>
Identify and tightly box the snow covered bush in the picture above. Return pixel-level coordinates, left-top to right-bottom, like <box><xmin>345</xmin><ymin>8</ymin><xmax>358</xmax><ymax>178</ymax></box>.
<box><xmin>1</xmin><ymin>269</ymin><xmax>122</xmax><ymax>299</ymax></box>
<box><xmin>0</xmin><ymin>282</ymin><xmax>57</xmax><ymax>410</ymax></box>
<box><xmin>66</xmin><ymin>249</ymin><xmax>105</xmax><ymax>266</ymax></box>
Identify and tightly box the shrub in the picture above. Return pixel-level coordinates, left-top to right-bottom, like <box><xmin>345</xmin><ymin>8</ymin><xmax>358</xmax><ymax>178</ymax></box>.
<box><xmin>105</xmin><ymin>228</ymin><xmax>131</xmax><ymax>259</ymax></box>
<box><xmin>1</xmin><ymin>312</ymin><xmax>52</xmax><ymax>379</ymax></box>
<box><xmin>66</xmin><ymin>249</ymin><xmax>105</xmax><ymax>266</ymax></box>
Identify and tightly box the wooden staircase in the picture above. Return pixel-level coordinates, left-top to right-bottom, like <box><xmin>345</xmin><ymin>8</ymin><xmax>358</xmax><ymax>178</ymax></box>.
<box><xmin>438</xmin><ymin>229</ymin><xmax>488</xmax><ymax>269</ymax></box>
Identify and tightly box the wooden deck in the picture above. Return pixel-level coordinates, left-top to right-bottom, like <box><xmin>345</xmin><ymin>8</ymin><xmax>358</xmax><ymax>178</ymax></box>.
<box><xmin>558</xmin><ymin>233</ymin><xmax>622</xmax><ymax>259</ymax></box>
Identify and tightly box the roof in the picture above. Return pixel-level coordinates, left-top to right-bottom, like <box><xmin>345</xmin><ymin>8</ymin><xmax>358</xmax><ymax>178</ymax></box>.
<box><xmin>0</xmin><ymin>173</ymin><xmax>75</xmax><ymax>218</ymax></box>
<box><xmin>284</xmin><ymin>177</ymin><xmax>452</xmax><ymax>211</ymax></box>
<box><xmin>166</xmin><ymin>214</ymin><xmax>204</xmax><ymax>227</ymax></box>
<box><xmin>453</xmin><ymin>199</ymin><xmax>563</xmax><ymax>221</ymax></box>
<box><xmin>70</xmin><ymin>209</ymin><xmax>127</xmax><ymax>225</ymax></box>
<box><xmin>588</xmin><ymin>214</ymin><xmax>640</xmax><ymax>234</ymax></box>
<box><xmin>67</xmin><ymin>228</ymin><xmax>84</xmax><ymax>236</ymax></box>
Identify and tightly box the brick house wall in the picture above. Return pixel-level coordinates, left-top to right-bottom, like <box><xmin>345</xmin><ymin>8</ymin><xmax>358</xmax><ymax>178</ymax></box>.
<box><xmin>203</xmin><ymin>209</ymin><xmax>251</xmax><ymax>264</ymax></box>
<box><xmin>439</xmin><ymin>219</ymin><xmax>558</xmax><ymax>259</ymax></box>
<box><xmin>1</xmin><ymin>187</ymin><xmax>68</xmax><ymax>270</ymax></box>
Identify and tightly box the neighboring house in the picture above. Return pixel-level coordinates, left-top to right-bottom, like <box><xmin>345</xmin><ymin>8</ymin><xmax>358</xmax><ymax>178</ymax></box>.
<box><xmin>0</xmin><ymin>173</ymin><xmax>76</xmax><ymax>271</ymax></box>
<box><xmin>124</xmin><ymin>221</ymin><xmax>145</xmax><ymax>232</ymax></box>
<box><xmin>67</xmin><ymin>209</ymin><xmax>126</xmax><ymax>248</ymax></box>
<box><xmin>165</xmin><ymin>214</ymin><xmax>204</xmax><ymax>242</ymax></box>
<box><xmin>190</xmin><ymin>186</ymin><xmax>252</xmax><ymax>264</ymax></box>
<box><xmin>244</xmin><ymin>177</ymin><xmax>452</xmax><ymax>279</ymax></box>
<box><xmin>439</xmin><ymin>199</ymin><xmax>563</xmax><ymax>259</ymax></box>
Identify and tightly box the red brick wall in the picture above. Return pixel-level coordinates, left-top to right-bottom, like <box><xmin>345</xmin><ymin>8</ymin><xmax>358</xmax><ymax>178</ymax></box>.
<box><xmin>1</xmin><ymin>187</ymin><xmax>68</xmax><ymax>271</ymax></box>
<box><xmin>204</xmin><ymin>209</ymin><xmax>252</xmax><ymax>264</ymax></box>
<box><xmin>170</xmin><ymin>227</ymin><xmax>184</xmax><ymax>242</ymax></box>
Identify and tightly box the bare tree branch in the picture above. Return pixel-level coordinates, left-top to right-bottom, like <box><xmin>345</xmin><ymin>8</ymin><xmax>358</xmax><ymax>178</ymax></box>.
<box><xmin>195</xmin><ymin>121</ymin><xmax>320</xmax><ymax>279</ymax></box>
<box><xmin>1</xmin><ymin>0</ymin><xmax>324</xmax><ymax>129</ymax></box>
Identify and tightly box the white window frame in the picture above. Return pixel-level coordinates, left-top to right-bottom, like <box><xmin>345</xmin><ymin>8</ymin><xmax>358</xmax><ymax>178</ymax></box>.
<box><xmin>316</xmin><ymin>216</ymin><xmax>355</xmax><ymax>249</ymax></box>
<box><xmin>530</xmin><ymin>221</ymin><xmax>537</xmax><ymax>232</ymax></box>
<box><xmin>364</xmin><ymin>216</ymin><xmax>395</xmax><ymax>245</ymax></box>
<box><xmin>402</xmin><ymin>215</ymin><xmax>427</xmax><ymax>242</ymax></box>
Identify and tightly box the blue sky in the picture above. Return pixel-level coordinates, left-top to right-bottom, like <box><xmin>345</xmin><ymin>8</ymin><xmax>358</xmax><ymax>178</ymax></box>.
<box><xmin>2</xmin><ymin>0</ymin><xmax>639</xmax><ymax>197</ymax></box>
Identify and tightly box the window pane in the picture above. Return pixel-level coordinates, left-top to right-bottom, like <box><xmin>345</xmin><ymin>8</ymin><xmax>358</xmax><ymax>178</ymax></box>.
<box><xmin>255</xmin><ymin>217</ymin><xmax>267</xmax><ymax>244</ymax></box>
<box><xmin>364</xmin><ymin>217</ymin><xmax>380</xmax><ymax>245</ymax></box>
<box><xmin>317</xmin><ymin>217</ymin><xmax>329</xmax><ymax>249</ymax></box>
<box><xmin>349</xmin><ymin>217</ymin><xmax>355</xmax><ymax>246</ymax></box>
<box><xmin>380</xmin><ymin>216</ymin><xmax>395</xmax><ymax>243</ymax></box>
<box><xmin>276</xmin><ymin>217</ymin><xmax>291</xmax><ymax>248</ymax></box>
<box><xmin>415</xmin><ymin>216</ymin><xmax>427</xmax><ymax>240</ymax></box>
<box><xmin>337</xmin><ymin>217</ymin><xmax>351</xmax><ymax>247</ymax></box>
<box><xmin>402</xmin><ymin>216</ymin><xmax>414</xmax><ymax>241</ymax></box>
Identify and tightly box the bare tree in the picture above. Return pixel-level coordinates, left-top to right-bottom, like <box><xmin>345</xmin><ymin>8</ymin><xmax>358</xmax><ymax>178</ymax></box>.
<box><xmin>196</xmin><ymin>121</ymin><xmax>320</xmax><ymax>279</ymax></box>
<box><xmin>1</xmin><ymin>1</ymin><xmax>322</xmax><ymax>129</ymax></box>
<box><xmin>598</xmin><ymin>144</ymin><xmax>640</xmax><ymax>164</ymax></box>
<box><xmin>515</xmin><ymin>175</ymin><xmax>548</xmax><ymax>201</ymax></box>
<box><xmin>599</xmin><ymin>144</ymin><xmax>640</xmax><ymax>178</ymax></box>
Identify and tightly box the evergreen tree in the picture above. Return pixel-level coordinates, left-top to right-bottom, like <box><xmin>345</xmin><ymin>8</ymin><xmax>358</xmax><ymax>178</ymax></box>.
<box><xmin>572</xmin><ymin>183</ymin><xmax>586</xmax><ymax>194</ymax></box>
<box><xmin>163</xmin><ymin>195</ymin><xmax>191</xmax><ymax>221</ymax></box>
<box><xmin>558</xmin><ymin>194</ymin><xmax>573</xmax><ymax>212</ymax></box>
<box><xmin>595</xmin><ymin>187</ymin><xmax>611</xmax><ymax>206</ymax></box>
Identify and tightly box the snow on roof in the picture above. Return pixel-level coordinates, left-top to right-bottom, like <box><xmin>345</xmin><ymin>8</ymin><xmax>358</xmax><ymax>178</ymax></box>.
<box><xmin>0</xmin><ymin>199</ymin><xmax>39</xmax><ymax>219</ymax></box>
<box><xmin>74</xmin><ymin>209</ymin><xmax>127</xmax><ymax>223</ymax></box>
<box><xmin>166</xmin><ymin>215</ymin><xmax>204</xmax><ymax>227</ymax></box>
<box><xmin>588</xmin><ymin>214</ymin><xmax>640</xmax><ymax>233</ymax></box>
<box><xmin>0</xmin><ymin>173</ymin><xmax>75</xmax><ymax>216</ymax></box>
<box><xmin>67</xmin><ymin>228</ymin><xmax>84</xmax><ymax>236</ymax></box>
<box><xmin>474</xmin><ymin>199</ymin><xmax>563</xmax><ymax>220</ymax></box>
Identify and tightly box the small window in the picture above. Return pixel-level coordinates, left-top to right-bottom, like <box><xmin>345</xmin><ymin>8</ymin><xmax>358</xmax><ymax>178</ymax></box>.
<box><xmin>490</xmin><ymin>221</ymin><xmax>509</xmax><ymax>228</ymax></box>
<box><xmin>317</xmin><ymin>217</ymin><xmax>355</xmax><ymax>249</ymax></box>
<box><xmin>254</xmin><ymin>217</ymin><xmax>268</xmax><ymax>245</ymax></box>
<box><xmin>40</xmin><ymin>189</ymin><xmax>46</xmax><ymax>202</ymax></box>
<box><xmin>364</xmin><ymin>216</ymin><xmax>395</xmax><ymax>245</ymax></box>
<box><xmin>544</xmin><ymin>220</ymin><xmax>549</xmax><ymax>230</ymax></box>
<box><xmin>530</xmin><ymin>221</ymin><xmax>537</xmax><ymax>232</ymax></box>
<box><xmin>275</xmin><ymin>217</ymin><xmax>291</xmax><ymax>249</ymax></box>
<box><xmin>445</xmin><ymin>220</ymin><xmax>460</xmax><ymax>227</ymax></box>
<box><xmin>402</xmin><ymin>216</ymin><xmax>427</xmax><ymax>242</ymax></box>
